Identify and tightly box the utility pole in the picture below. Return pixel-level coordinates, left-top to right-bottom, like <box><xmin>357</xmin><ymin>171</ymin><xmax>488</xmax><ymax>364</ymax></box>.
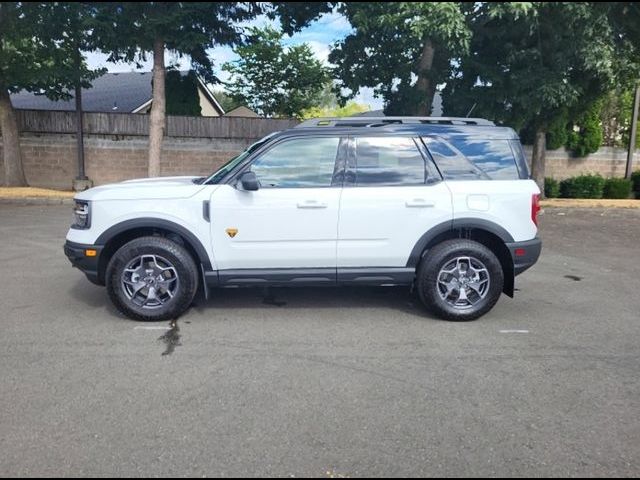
<box><xmin>626</xmin><ymin>84</ymin><xmax>640</xmax><ymax>179</ymax></box>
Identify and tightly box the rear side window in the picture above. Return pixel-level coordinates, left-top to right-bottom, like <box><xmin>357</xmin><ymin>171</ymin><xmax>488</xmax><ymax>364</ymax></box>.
<box><xmin>354</xmin><ymin>137</ymin><xmax>426</xmax><ymax>186</ymax></box>
<box><xmin>423</xmin><ymin>136</ymin><xmax>521</xmax><ymax>180</ymax></box>
<box><xmin>250</xmin><ymin>137</ymin><xmax>340</xmax><ymax>188</ymax></box>
<box><xmin>422</xmin><ymin>137</ymin><xmax>488</xmax><ymax>180</ymax></box>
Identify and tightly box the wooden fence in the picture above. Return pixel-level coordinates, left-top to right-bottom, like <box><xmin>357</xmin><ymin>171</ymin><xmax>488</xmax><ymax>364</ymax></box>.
<box><xmin>16</xmin><ymin>109</ymin><xmax>299</xmax><ymax>139</ymax></box>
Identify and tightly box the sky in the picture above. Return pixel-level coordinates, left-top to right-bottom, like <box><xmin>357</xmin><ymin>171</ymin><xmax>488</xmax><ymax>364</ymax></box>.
<box><xmin>84</xmin><ymin>11</ymin><xmax>384</xmax><ymax>111</ymax></box>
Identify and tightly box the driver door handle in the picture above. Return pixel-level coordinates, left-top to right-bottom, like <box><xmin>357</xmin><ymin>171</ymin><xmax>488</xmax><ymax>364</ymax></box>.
<box><xmin>405</xmin><ymin>198</ymin><xmax>435</xmax><ymax>208</ymax></box>
<box><xmin>297</xmin><ymin>200</ymin><xmax>328</xmax><ymax>209</ymax></box>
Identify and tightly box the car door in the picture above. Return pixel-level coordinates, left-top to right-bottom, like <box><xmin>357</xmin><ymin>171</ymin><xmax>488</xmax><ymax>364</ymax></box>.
<box><xmin>336</xmin><ymin>135</ymin><xmax>453</xmax><ymax>283</ymax></box>
<box><xmin>209</xmin><ymin>135</ymin><xmax>345</xmax><ymax>285</ymax></box>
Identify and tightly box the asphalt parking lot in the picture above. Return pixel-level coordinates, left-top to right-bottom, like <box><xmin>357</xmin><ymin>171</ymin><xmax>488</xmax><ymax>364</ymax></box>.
<box><xmin>0</xmin><ymin>204</ymin><xmax>639</xmax><ymax>477</ymax></box>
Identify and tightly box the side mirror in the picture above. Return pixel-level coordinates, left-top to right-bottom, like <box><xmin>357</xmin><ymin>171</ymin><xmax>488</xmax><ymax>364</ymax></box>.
<box><xmin>238</xmin><ymin>171</ymin><xmax>259</xmax><ymax>191</ymax></box>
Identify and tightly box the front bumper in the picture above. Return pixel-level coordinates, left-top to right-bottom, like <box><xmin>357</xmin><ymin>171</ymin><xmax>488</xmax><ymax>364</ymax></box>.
<box><xmin>63</xmin><ymin>241</ymin><xmax>104</xmax><ymax>285</ymax></box>
<box><xmin>506</xmin><ymin>237</ymin><xmax>542</xmax><ymax>276</ymax></box>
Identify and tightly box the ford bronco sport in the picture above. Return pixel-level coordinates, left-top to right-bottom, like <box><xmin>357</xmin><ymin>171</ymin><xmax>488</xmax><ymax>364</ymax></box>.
<box><xmin>64</xmin><ymin>117</ymin><xmax>542</xmax><ymax>322</ymax></box>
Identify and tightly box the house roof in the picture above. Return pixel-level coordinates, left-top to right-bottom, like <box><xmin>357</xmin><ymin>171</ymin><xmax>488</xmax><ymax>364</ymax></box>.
<box><xmin>10</xmin><ymin>71</ymin><xmax>224</xmax><ymax>114</ymax></box>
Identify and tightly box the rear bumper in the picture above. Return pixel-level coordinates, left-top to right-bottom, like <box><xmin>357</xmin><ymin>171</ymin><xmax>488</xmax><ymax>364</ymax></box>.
<box><xmin>506</xmin><ymin>238</ymin><xmax>542</xmax><ymax>276</ymax></box>
<box><xmin>63</xmin><ymin>241</ymin><xmax>104</xmax><ymax>285</ymax></box>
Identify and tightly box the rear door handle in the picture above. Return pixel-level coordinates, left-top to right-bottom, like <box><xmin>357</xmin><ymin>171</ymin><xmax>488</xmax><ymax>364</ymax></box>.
<box><xmin>297</xmin><ymin>200</ymin><xmax>328</xmax><ymax>209</ymax></box>
<box><xmin>405</xmin><ymin>199</ymin><xmax>435</xmax><ymax>208</ymax></box>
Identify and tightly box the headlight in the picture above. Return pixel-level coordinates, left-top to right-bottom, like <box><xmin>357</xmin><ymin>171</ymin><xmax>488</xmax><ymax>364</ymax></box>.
<box><xmin>72</xmin><ymin>200</ymin><xmax>91</xmax><ymax>229</ymax></box>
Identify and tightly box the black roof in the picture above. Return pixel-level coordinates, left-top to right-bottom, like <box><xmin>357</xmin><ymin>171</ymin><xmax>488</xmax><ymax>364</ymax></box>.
<box><xmin>10</xmin><ymin>71</ymin><xmax>223</xmax><ymax>114</ymax></box>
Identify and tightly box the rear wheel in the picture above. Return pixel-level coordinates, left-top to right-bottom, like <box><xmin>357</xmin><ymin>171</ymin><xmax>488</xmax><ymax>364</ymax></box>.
<box><xmin>416</xmin><ymin>239</ymin><xmax>504</xmax><ymax>321</ymax></box>
<box><xmin>106</xmin><ymin>236</ymin><xmax>199</xmax><ymax>321</ymax></box>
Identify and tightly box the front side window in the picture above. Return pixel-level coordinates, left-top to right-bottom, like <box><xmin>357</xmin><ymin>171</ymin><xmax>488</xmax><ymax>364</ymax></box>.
<box><xmin>354</xmin><ymin>137</ymin><xmax>426</xmax><ymax>186</ymax></box>
<box><xmin>250</xmin><ymin>137</ymin><xmax>340</xmax><ymax>188</ymax></box>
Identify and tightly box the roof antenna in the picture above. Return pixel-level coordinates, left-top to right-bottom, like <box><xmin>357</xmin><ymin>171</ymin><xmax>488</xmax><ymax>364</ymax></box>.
<box><xmin>466</xmin><ymin>103</ymin><xmax>477</xmax><ymax>118</ymax></box>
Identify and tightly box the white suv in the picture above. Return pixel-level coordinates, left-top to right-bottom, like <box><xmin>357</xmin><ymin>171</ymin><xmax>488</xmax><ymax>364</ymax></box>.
<box><xmin>64</xmin><ymin>117</ymin><xmax>542</xmax><ymax>322</ymax></box>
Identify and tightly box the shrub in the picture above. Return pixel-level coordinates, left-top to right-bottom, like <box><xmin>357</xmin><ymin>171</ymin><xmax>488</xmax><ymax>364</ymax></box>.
<box><xmin>544</xmin><ymin>177</ymin><xmax>560</xmax><ymax>198</ymax></box>
<box><xmin>566</xmin><ymin>102</ymin><xmax>604</xmax><ymax>157</ymax></box>
<box><xmin>603</xmin><ymin>178</ymin><xmax>633</xmax><ymax>199</ymax></box>
<box><xmin>546</xmin><ymin>112</ymin><xmax>569</xmax><ymax>150</ymax></box>
<box><xmin>559</xmin><ymin>174</ymin><xmax>605</xmax><ymax>199</ymax></box>
<box><xmin>631</xmin><ymin>171</ymin><xmax>640</xmax><ymax>199</ymax></box>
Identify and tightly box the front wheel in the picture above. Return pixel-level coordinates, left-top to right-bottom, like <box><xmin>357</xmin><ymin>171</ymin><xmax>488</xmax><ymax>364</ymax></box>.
<box><xmin>416</xmin><ymin>239</ymin><xmax>504</xmax><ymax>321</ymax></box>
<box><xmin>106</xmin><ymin>236</ymin><xmax>199</xmax><ymax>321</ymax></box>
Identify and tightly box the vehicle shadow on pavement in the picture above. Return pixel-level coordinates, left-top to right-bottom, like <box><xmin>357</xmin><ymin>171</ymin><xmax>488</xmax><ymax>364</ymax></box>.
<box><xmin>192</xmin><ymin>286</ymin><xmax>429</xmax><ymax>317</ymax></box>
<box><xmin>66</xmin><ymin>278</ymin><xmax>435</xmax><ymax>321</ymax></box>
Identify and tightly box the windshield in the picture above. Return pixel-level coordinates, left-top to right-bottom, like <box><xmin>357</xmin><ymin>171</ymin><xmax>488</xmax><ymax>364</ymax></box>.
<box><xmin>202</xmin><ymin>132</ymin><xmax>280</xmax><ymax>185</ymax></box>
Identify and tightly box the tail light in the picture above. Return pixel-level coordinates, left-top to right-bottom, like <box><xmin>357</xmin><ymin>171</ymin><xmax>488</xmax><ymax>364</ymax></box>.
<box><xmin>531</xmin><ymin>194</ymin><xmax>541</xmax><ymax>226</ymax></box>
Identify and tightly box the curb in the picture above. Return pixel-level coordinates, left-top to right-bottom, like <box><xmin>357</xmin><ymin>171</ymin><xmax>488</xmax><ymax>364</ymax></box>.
<box><xmin>540</xmin><ymin>199</ymin><xmax>640</xmax><ymax>209</ymax></box>
<box><xmin>0</xmin><ymin>197</ymin><xmax>74</xmax><ymax>205</ymax></box>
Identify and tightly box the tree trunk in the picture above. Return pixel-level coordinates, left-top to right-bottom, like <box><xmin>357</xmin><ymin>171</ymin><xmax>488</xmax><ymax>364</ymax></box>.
<box><xmin>0</xmin><ymin>88</ymin><xmax>27</xmax><ymax>186</ymax></box>
<box><xmin>148</xmin><ymin>37</ymin><xmax>165</xmax><ymax>178</ymax></box>
<box><xmin>531</xmin><ymin>127</ymin><xmax>547</xmax><ymax>195</ymax></box>
<box><xmin>414</xmin><ymin>38</ymin><xmax>436</xmax><ymax>116</ymax></box>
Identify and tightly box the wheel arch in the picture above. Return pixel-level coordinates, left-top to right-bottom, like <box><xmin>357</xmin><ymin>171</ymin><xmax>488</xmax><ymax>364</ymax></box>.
<box><xmin>408</xmin><ymin>219</ymin><xmax>515</xmax><ymax>297</ymax></box>
<box><xmin>95</xmin><ymin>218</ymin><xmax>211</xmax><ymax>285</ymax></box>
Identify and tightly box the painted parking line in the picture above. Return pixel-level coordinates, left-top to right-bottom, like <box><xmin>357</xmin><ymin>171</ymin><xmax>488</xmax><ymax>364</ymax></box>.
<box><xmin>499</xmin><ymin>329</ymin><xmax>529</xmax><ymax>334</ymax></box>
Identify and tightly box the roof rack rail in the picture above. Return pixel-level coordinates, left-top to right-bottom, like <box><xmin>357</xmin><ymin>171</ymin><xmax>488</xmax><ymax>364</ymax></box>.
<box><xmin>296</xmin><ymin>116</ymin><xmax>495</xmax><ymax>128</ymax></box>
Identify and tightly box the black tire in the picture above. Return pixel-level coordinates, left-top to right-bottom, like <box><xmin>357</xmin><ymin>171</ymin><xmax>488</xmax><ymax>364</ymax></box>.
<box><xmin>416</xmin><ymin>239</ymin><xmax>504</xmax><ymax>321</ymax></box>
<box><xmin>106</xmin><ymin>236</ymin><xmax>199</xmax><ymax>321</ymax></box>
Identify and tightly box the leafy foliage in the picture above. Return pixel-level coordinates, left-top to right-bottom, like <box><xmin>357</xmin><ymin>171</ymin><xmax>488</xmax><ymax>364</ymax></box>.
<box><xmin>91</xmin><ymin>2</ymin><xmax>262</xmax><ymax>83</ymax></box>
<box><xmin>223</xmin><ymin>27</ymin><xmax>329</xmax><ymax>118</ymax></box>
<box><xmin>330</xmin><ymin>2</ymin><xmax>471</xmax><ymax>115</ymax></box>
<box><xmin>442</xmin><ymin>3</ymin><xmax>639</xmax><ymax>187</ymax></box>
<box><xmin>300</xmin><ymin>101</ymin><xmax>371</xmax><ymax>120</ymax></box>
<box><xmin>600</xmin><ymin>87</ymin><xmax>640</xmax><ymax>147</ymax></box>
<box><xmin>212</xmin><ymin>90</ymin><xmax>242</xmax><ymax>113</ymax></box>
<box><xmin>0</xmin><ymin>2</ymin><xmax>102</xmax><ymax>98</ymax></box>
<box><xmin>602</xmin><ymin>177</ymin><xmax>633</xmax><ymax>199</ymax></box>
<box><xmin>566</xmin><ymin>102</ymin><xmax>604</xmax><ymax>157</ymax></box>
<box><xmin>559</xmin><ymin>174</ymin><xmax>605</xmax><ymax>199</ymax></box>
<box><xmin>165</xmin><ymin>70</ymin><xmax>201</xmax><ymax>116</ymax></box>
<box><xmin>545</xmin><ymin>111</ymin><xmax>570</xmax><ymax>150</ymax></box>
<box><xmin>444</xmin><ymin>3</ymin><xmax>619</xmax><ymax>130</ymax></box>
<box><xmin>544</xmin><ymin>178</ymin><xmax>560</xmax><ymax>198</ymax></box>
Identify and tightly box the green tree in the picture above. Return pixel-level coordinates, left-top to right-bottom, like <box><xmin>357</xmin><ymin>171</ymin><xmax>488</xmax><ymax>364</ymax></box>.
<box><xmin>566</xmin><ymin>101</ymin><xmax>604</xmax><ymax>157</ymax></box>
<box><xmin>329</xmin><ymin>2</ymin><xmax>471</xmax><ymax>116</ymax></box>
<box><xmin>223</xmin><ymin>26</ymin><xmax>329</xmax><ymax>118</ymax></box>
<box><xmin>212</xmin><ymin>90</ymin><xmax>242</xmax><ymax>113</ymax></box>
<box><xmin>600</xmin><ymin>87</ymin><xmax>640</xmax><ymax>147</ymax></box>
<box><xmin>300</xmin><ymin>101</ymin><xmax>371</xmax><ymax>120</ymax></box>
<box><xmin>0</xmin><ymin>2</ymin><xmax>101</xmax><ymax>186</ymax></box>
<box><xmin>91</xmin><ymin>2</ymin><xmax>261</xmax><ymax>176</ymax></box>
<box><xmin>165</xmin><ymin>70</ymin><xmax>201</xmax><ymax>116</ymax></box>
<box><xmin>443</xmin><ymin>2</ymin><xmax>640</xmax><ymax>191</ymax></box>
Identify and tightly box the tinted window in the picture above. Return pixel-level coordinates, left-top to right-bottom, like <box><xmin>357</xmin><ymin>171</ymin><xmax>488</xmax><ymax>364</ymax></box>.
<box><xmin>422</xmin><ymin>137</ymin><xmax>488</xmax><ymax>180</ymax></box>
<box><xmin>448</xmin><ymin>137</ymin><xmax>520</xmax><ymax>180</ymax></box>
<box><xmin>355</xmin><ymin>137</ymin><xmax>426</xmax><ymax>186</ymax></box>
<box><xmin>250</xmin><ymin>137</ymin><xmax>340</xmax><ymax>188</ymax></box>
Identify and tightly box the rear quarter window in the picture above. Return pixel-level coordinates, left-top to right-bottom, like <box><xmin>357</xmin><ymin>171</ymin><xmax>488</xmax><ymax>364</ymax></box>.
<box><xmin>423</xmin><ymin>136</ymin><xmax>521</xmax><ymax>180</ymax></box>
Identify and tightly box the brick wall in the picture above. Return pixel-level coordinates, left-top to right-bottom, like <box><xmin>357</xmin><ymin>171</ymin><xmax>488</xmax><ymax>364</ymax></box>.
<box><xmin>0</xmin><ymin>133</ymin><xmax>247</xmax><ymax>189</ymax></box>
<box><xmin>522</xmin><ymin>146</ymin><xmax>639</xmax><ymax>180</ymax></box>
<box><xmin>1</xmin><ymin>133</ymin><xmax>639</xmax><ymax>190</ymax></box>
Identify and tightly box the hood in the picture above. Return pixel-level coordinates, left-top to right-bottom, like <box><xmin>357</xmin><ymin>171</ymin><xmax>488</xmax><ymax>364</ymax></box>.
<box><xmin>75</xmin><ymin>176</ymin><xmax>207</xmax><ymax>201</ymax></box>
